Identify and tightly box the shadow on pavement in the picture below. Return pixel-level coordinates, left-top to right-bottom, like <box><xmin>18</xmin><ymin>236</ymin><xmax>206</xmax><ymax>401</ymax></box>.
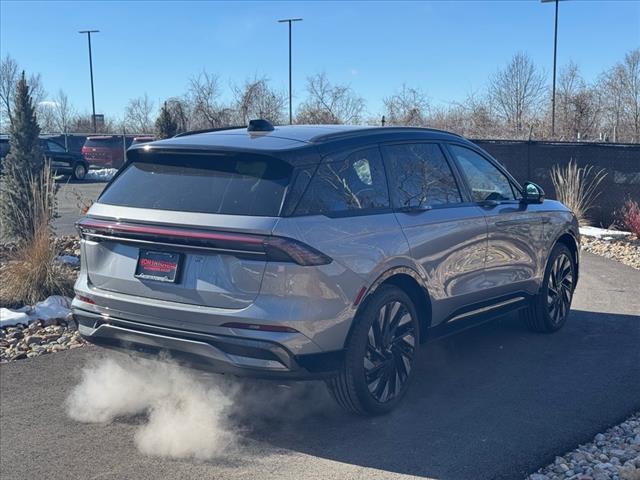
<box><xmin>236</xmin><ymin>309</ymin><xmax>640</xmax><ymax>480</ymax></box>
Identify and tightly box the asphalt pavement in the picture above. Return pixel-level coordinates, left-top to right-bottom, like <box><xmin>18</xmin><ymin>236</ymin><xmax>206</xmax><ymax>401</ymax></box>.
<box><xmin>1</xmin><ymin>252</ymin><xmax>639</xmax><ymax>480</ymax></box>
<box><xmin>53</xmin><ymin>179</ymin><xmax>107</xmax><ymax>237</ymax></box>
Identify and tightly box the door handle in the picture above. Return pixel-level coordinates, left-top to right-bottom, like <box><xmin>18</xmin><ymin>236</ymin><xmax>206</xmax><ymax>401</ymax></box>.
<box><xmin>478</xmin><ymin>200</ymin><xmax>499</xmax><ymax>208</ymax></box>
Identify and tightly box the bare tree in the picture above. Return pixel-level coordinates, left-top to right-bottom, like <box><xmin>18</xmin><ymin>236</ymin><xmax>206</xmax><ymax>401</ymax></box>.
<box><xmin>556</xmin><ymin>62</ymin><xmax>600</xmax><ymax>140</ymax></box>
<box><xmin>187</xmin><ymin>71</ymin><xmax>233</xmax><ymax>129</ymax></box>
<box><xmin>454</xmin><ymin>91</ymin><xmax>497</xmax><ymax>138</ymax></box>
<box><xmin>0</xmin><ymin>54</ymin><xmax>19</xmax><ymax>128</ymax></box>
<box><xmin>599</xmin><ymin>64</ymin><xmax>626</xmax><ymax>142</ymax></box>
<box><xmin>621</xmin><ymin>49</ymin><xmax>640</xmax><ymax>142</ymax></box>
<box><xmin>296</xmin><ymin>73</ymin><xmax>365</xmax><ymax>124</ymax></box>
<box><xmin>53</xmin><ymin>90</ymin><xmax>75</xmax><ymax>133</ymax></box>
<box><xmin>382</xmin><ymin>84</ymin><xmax>430</xmax><ymax>126</ymax></box>
<box><xmin>488</xmin><ymin>52</ymin><xmax>547</xmax><ymax>137</ymax></box>
<box><xmin>124</xmin><ymin>94</ymin><xmax>154</xmax><ymax>133</ymax></box>
<box><xmin>232</xmin><ymin>76</ymin><xmax>286</xmax><ymax>125</ymax></box>
<box><xmin>0</xmin><ymin>55</ymin><xmax>46</xmax><ymax>130</ymax></box>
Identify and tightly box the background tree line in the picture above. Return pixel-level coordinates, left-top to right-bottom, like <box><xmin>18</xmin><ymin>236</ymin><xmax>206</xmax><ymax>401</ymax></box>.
<box><xmin>1</xmin><ymin>48</ymin><xmax>638</xmax><ymax>142</ymax></box>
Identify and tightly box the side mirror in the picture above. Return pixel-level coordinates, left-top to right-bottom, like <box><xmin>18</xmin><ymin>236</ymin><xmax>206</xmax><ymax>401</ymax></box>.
<box><xmin>522</xmin><ymin>182</ymin><xmax>545</xmax><ymax>204</ymax></box>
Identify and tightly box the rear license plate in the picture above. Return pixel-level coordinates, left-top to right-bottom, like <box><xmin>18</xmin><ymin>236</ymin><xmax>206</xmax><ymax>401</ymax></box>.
<box><xmin>135</xmin><ymin>250</ymin><xmax>181</xmax><ymax>283</ymax></box>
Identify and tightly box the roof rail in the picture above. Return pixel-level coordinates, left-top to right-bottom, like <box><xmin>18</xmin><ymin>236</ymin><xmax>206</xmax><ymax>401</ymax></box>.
<box><xmin>310</xmin><ymin>126</ymin><xmax>465</xmax><ymax>143</ymax></box>
<box><xmin>173</xmin><ymin>125</ymin><xmax>245</xmax><ymax>138</ymax></box>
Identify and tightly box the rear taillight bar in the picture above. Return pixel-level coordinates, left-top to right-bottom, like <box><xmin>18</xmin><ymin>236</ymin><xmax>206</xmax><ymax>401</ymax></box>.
<box><xmin>76</xmin><ymin>218</ymin><xmax>331</xmax><ymax>266</ymax></box>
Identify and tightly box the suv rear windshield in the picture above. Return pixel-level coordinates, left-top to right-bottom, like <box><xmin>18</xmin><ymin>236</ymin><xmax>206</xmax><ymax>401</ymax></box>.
<box><xmin>98</xmin><ymin>153</ymin><xmax>292</xmax><ymax>216</ymax></box>
<box><xmin>84</xmin><ymin>137</ymin><xmax>121</xmax><ymax>148</ymax></box>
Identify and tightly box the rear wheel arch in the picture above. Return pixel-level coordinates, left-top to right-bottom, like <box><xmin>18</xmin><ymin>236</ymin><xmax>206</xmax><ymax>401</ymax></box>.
<box><xmin>351</xmin><ymin>268</ymin><xmax>432</xmax><ymax>345</ymax></box>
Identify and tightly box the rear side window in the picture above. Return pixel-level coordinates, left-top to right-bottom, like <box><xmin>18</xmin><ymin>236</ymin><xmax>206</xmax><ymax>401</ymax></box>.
<box><xmin>99</xmin><ymin>153</ymin><xmax>292</xmax><ymax>216</ymax></box>
<box><xmin>294</xmin><ymin>147</ymin><xmax>389</xmax><ymax>216</ymax></box>
<box><xmin>382</xmin><ymin>143</ymin><xmax>462</xmax><ymax>208</ymax></box>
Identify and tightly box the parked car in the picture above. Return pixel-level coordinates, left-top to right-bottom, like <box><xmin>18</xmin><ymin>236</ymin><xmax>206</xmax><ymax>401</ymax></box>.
<box><xmin>81</xmin><ymin>135</ymin><xmax>130</xmax><ymax>169</ymax></box>
<box><xmin>72</xmin><ymin>120</ymin><xmax>580</xmax><ymax>415</ymax></box>
<box><xmin>0</xmin><ymin>135</ymin><xmax>89</xmax><ymax>180</ymax></box>
<box><xmin>41</xmin><ymin>138</ymin><xmax>89</xmax><ymax>180</ymax></box>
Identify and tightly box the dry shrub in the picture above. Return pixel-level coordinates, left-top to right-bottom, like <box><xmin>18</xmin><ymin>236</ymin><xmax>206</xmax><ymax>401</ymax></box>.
<box><xmin>0</xmin><ymin>168</ymin><xmax>72</xmax><ymax>307</ymax></box>
<box><xmin>620</xmin><ymin>199</ymin><xmax>640</xmax><ymax>237</ymax></box>
<box><xmin>550</xmin><ymin>160</ymin><xmax>607</xmax><ymax>226</ymax></box>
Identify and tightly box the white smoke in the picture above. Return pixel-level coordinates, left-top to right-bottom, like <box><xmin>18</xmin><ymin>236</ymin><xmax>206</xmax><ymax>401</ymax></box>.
<box><xmin>66</xmin><ymin>353</ymin><xmax>334</xmax><ymax>460</ymax></box>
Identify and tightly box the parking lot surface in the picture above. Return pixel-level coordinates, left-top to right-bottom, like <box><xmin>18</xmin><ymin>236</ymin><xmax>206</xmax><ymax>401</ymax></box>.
<box><xmin>1</xmin><ymin>252</ymin><xmax>639</xmax><ymax>479</ymax></box>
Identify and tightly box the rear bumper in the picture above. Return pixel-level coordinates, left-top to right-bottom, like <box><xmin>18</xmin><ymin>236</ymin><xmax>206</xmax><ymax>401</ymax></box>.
<box><xmin>73</xmin><ymin>308</ymin><xmax>342</xmax><ymax>380</ymax></box>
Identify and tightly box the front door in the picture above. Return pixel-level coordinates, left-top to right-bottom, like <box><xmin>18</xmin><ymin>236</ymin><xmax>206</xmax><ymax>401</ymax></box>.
<box><xmin>446</xmin><ymin>144</ymin><xmax>543</xmax><ymax>298</ymax></box>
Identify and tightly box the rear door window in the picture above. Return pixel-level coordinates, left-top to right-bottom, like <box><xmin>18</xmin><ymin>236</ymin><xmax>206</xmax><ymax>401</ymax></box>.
<box><xmin>294</xmin><ymin>147</ymin><xmax>389</xmax><ymax>216</ymax></box>
<box><xmin>382</xmin><ymin>143</ymin><xmax>462</xmax><ymax>208</ymax></box>
<box><xmin>46</xmin><ymin>141</ymin><xmax>66</xmax><ymax>152</ymax></box>
<box><xmin>99</xmin><ymin>153</ymin><xmax>292</xmax><ymax>216</ymax></box>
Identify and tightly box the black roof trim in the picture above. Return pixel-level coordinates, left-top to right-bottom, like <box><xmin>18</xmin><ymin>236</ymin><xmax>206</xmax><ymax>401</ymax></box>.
<box><xmin>309</xmin><ymin>126</ymin><xmax>465</xmax><ymax>144</ymax></box>
<box><xmin>174</xmin><ymin>126</ymin><xmax>245</xmax><ymax>138</ymax></box>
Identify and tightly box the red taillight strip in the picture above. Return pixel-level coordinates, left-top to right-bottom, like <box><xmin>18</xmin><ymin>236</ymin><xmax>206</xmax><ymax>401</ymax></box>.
<box><xmin>76</xmin><ymin>218</ymin><xmax>332</xmax><ymax>266</ymax></box>
<box><xmin>77</xmin><ymin>218</ymin><xmax>264</xmax><ymax>245</ymax></box>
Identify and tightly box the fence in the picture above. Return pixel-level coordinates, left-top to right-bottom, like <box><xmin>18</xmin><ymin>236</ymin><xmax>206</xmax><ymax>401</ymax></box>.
<box><xmin>472</xmin><ymin>139</ymin><xmax>640</xmax><ymax>227</ymax></box>
<box><xmin>41</xmin><ymin>133</ymin><xmax>640</xmax><ymax>227</ymax></box>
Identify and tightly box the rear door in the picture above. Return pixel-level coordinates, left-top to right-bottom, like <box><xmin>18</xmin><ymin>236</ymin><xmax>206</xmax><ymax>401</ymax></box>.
<box><xmin>446</xmin><ymin>144</ymin><xmax>543</xmax><ymax>297</ymax></box>
<box><xmin>381</xmin><ymin>142</ymin><xmax>488</xmax><ymax>323</ymax></box>
<box><xmin>82</xmin><ymin>151</ymin><xmax>292</xmax><ymax>309</ymax></box>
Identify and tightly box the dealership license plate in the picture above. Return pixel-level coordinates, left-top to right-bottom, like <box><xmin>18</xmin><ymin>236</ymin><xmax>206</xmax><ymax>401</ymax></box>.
<box><xmin>135</xmin><ymin>250</ymin><xmax>181</xmax><ymax>283</ymax></box>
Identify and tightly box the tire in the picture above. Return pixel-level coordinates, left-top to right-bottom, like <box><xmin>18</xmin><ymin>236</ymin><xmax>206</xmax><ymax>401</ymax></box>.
<box><xmin>72</xmin><ymin>162</ymin><xmax>87</xmax><ymax>181</ymax></box>
<box><xmin>326</xmin><ymin>285</ymin><xmax>420</xmax><ymax>415</ymax></box>
<box><xmin>522</xmin><ymin>243</ymin><xmax>576</xmax><ymax>333</ymax></box>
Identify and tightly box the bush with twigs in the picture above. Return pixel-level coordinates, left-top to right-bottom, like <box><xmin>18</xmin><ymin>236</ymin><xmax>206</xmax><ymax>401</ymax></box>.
<box><xmin>620</xmin><ymin>199</ymin><xmax>640</xmax><ymax>237</ymax></box>
<box><xmin>550</xmin><ymin>159</ymin><xmax>607</xmax><ymax>226</ymax></box>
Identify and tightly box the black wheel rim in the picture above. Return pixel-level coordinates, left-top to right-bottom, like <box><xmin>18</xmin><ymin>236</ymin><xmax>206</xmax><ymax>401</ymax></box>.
<box><xmin>364</xmin><ymin>300</ymin><xmax>416</xmax><ymax>403</ymax></box>
<box><xmin>547</xmin><ymin>253</ymin><xmax>574</xmax><ymax>325</ymax></box>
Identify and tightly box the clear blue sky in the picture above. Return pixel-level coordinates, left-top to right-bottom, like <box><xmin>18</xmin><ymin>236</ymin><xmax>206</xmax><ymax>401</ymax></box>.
<box><xmin>1</xmin><ymin>0</ymin><xmax>638</xmax><ymax>120</ymax></box>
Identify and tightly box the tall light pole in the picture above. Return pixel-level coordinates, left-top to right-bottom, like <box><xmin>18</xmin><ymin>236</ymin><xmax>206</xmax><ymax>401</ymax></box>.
<box><xmin>278</xmin><ymin>18</ymin><xmax>302</xmax><ymax>125</ymax></box>
<box><xmin>542</xmin><ymin>0</ymin><xmax>562</xmax><ymax>138</ymax></box>
<box><xmin>79</xmin><ymin>29</ymin><xmax>99</xmax><ymax>133</ymax></box>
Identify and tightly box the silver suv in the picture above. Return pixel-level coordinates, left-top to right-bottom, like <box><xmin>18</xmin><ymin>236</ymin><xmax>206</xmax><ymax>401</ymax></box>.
<box><xmin>72</xmin><ymin>121</ymin><xmax>579</xmax><ymax>415</ymax></box>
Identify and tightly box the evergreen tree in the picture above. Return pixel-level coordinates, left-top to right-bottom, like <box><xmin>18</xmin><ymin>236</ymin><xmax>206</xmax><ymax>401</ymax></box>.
<box><xmin>155</xmin><ymin>101</ymin><xmax>178</xmax><ymax>139</ymax></box>
<box><xmin>0</xmin><ymin>72</ymin><xmax>44</xmax><ymax>241</ymax></box>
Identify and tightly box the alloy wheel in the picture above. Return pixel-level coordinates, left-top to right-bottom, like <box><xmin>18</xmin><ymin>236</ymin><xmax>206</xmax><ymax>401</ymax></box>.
<box><xmin>546</xmin><ymin>253</ymin><xmax>574</xmax><ymax>326</ymax></box>
<box><xmin>364</xmin><ymin>300</ymin><xmax>416</xmax><ymax>403</ymax></box>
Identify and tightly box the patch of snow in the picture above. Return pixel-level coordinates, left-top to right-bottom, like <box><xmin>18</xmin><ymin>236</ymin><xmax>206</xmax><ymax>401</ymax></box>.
<box><xmin>56</xmin><ymin>255</ymin><xmax>80</xmax><ymax>267</ymax></box>
<box><xmin>0</xmin><ymin>308</ymin><xmax>30</xmax><ymax>327</ymax></box>
<box><xmin>0</xmin><ymin>296</ymin><xmax>71</xmax><ymax>328</ymax></box>
<box><xmin>85</xmin><ymin>168</ymin><xmax>118</xmax><ymax>181</ymax></box>
<box><xmin>579</xmin><ymin>226</ymin><xmax>631</xmax><ymax>239</ymax></box>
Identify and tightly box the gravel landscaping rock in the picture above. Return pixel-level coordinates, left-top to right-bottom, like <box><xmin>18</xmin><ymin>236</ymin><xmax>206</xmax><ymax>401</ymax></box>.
<box><xmin>580</xmin><ymin>235</ymin><xmax>640</xmax><ymax>270</ymax></box>
<box><xmin>0</xmin><ymin>316</ymin><xmax>86</xmax><ymax>363</ymax></box>
<box><xmin>527</xmin><ymin>412</ymin><xmax>640</xmax><ymax>480</ymax></box>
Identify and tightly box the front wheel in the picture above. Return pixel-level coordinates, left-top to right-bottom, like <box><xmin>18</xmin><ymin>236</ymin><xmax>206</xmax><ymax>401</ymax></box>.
<box><xmin>326</xmin><ymin>285</ymin><xmax>420</xmax><ymax>415</ymax></box>
<box><xmin>522</xmin><ymin>243</ymin><xmax>576</xmax><ymax>333</ymax></box>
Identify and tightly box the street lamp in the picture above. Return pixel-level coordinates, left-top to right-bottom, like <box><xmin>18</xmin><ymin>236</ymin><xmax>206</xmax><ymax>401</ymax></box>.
<box><xmin>542</xmin><ymin>0</ymin><xmax>564</xmax><ymax>138</ymax></box>
<box><xmin>278</xmin><ymin>18</ymin><xmax>303</xmax><ymax>125</ymax></box>
<box><xmin>79</xmin><ymin>29</ymin><xmax>99</xmax><ymax>133</ymax></box>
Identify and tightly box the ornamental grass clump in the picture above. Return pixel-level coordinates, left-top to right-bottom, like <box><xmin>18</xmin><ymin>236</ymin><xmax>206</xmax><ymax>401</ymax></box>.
<box><xmin>0</xmin><ymin>167</ymin><xmax>71</xmax><ymax>307</ymax></box>
<box><xmin>550</xmin><ymin>160</ymin><xmax>607</xmax><ymax>226</ymax></box>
